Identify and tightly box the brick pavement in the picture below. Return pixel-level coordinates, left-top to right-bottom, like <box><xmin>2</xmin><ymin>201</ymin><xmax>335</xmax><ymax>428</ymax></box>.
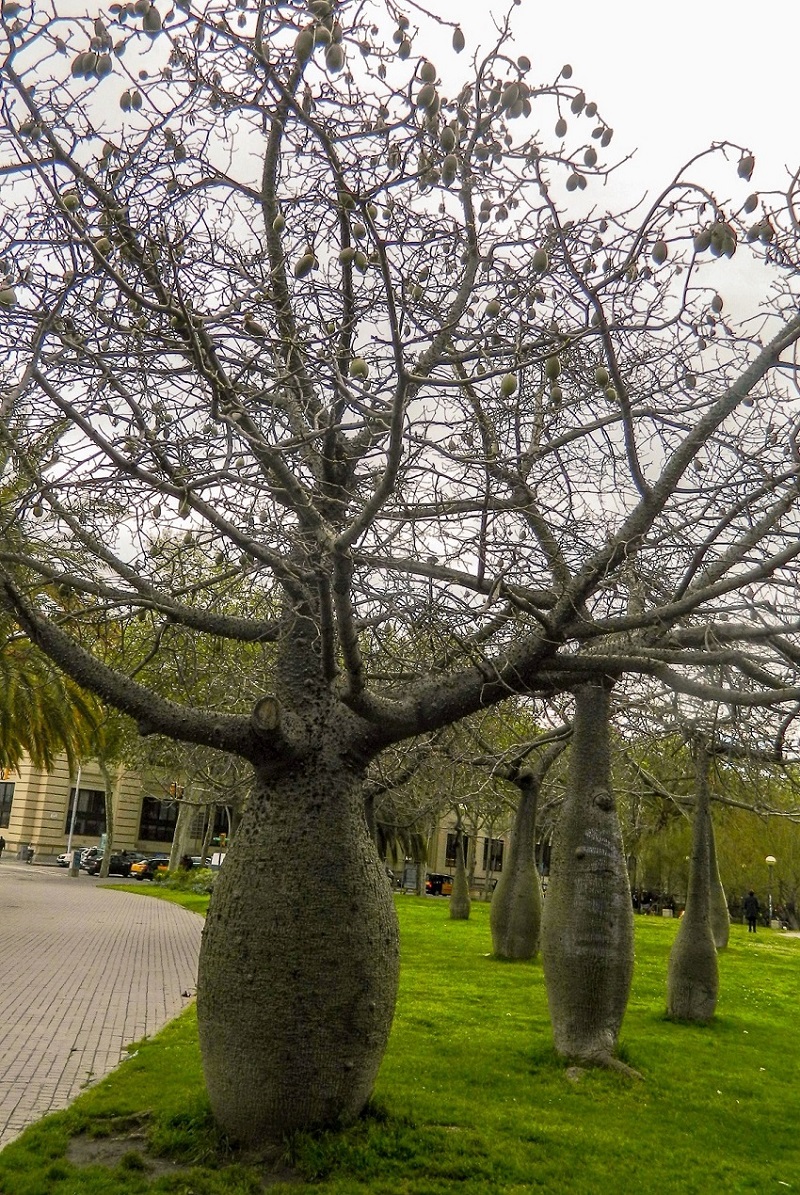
<box><xmin>0</xmin><ymin>860</ymin><xmax>202</xmax><ymax>1149</ymax></box>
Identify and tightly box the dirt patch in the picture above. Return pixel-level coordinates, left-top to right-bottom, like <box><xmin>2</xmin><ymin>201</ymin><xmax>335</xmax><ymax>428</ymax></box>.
<box><xmin>67</xmin><ymin>1131</ymin><xmax>184</xmax><ymax>1178</ymax></box>
<box><xmin>67</xmin><ymin>1129</ymin><xmax>303</xmax><ymax>1188</ymax></box>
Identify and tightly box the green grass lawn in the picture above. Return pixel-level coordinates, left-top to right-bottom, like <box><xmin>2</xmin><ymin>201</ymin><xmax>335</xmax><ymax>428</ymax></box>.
<box><xmin>1</xmin><ymin>896</ymin><xmax>798</xmax><ymax>1194</ymax></box>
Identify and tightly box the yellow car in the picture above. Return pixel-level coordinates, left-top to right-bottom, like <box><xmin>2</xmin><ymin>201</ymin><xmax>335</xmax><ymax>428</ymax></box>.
<box><xmin>129</xmin><ymin>854</ymin><xmax>171</xmax><ymax>881</ymax></box>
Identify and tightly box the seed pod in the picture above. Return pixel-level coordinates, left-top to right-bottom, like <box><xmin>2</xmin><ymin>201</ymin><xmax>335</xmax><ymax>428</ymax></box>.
<box><xmin>500</xmin><ymin>373</ymin><xmax>517</xmax><ymax>397</ymax></box>
<box><xmin>142</xmin><ymin>5</ymin><xmax>162</xmax><ymax>34</ymax></box>
<box><xmin>743</xmin><ymin>193</ymin><xmax>758</xmax><ymax>215</ymax></box>
<box><xmin>594</xmin><ymin>365</ymin><xmax>609</xmax><ymax>388</ymax></box>
<box><xmin>517</xmin><ymin>55</ymin><xmax>531</xmax><ymax>72</ymax></box>
<box><xmin>397</xmin><ymin>37</ymin><xmax>411</xmax><ymax>60</ymax></box>
<box><xmin>570</xmin><ymin>90</ymin><xmax>585</xmax><ymax>114</ymax></box>
<box><xmin>351</xmin><ymin>221</ymin><xmax>366</xmax><ymax>239</ymax></box>
<box><xmin>693</xmin><ymin>227</ymin><xmax>712</xmax><ymax>253</ymax></box>
<box><xmin>325</xmin><ymin>43</ymin><xmax>345</xmax><ymax>72</ymax></box>
<box><xmin>561</xmin><ymin>63</ymin><xmax>573</xmax><ymax>78</ymax></box>
<box><xmin>738</xmin><ymin>154</ymin><xmax>755</xmax><ymax>182</ymax></box>
<box><xmin>545</xmin><ymin>356</ymin><xmax>561</xmax><ymax>381</ymax></box>
<box><xmin>349</xmin><ymin>357</ymin><xmax>369</xmax><ymax>379</ymax></box>
<box><xmin>651</xmin><ymin>240</ymin><xmax>668</xmax><ymax>265</ymax></box>
<box><xmin>583</xmin><ymin>146</ymin><xmax>597</xmax><ymax>168</ymax></box>
<box><xmin>452</xmin><ymin>26</ymin><xmax>465</xmax><ymax>52</ymax></box>
<box><xmin>555</xmin><ymin>117</ymin><xmax>567</xmax><ymax>138</ymax></box>
<box><xmin>532</xmin><ymin>247</ymin><xmax>549</xmax><ymax>273</ymax></box>
<box><xmin>550</xmin><ymin>384</ymin><xmax>563</xmax><ymax>404</ymax></box>
<box><xmin>711</xmin><ymin>293</ymin><xmax>723</xmax><ymax>313</ymax></box>
<box><xmin>437</xmin><ymin>154</ymin><xmax>455</xmax><ymax>185</ymax></box>
<box><xmin>0</xmin><ymin>286</ymin><xmax>17</xmax><ymax>308</ymax></box>
<box><xmin>416</xmin><ymin>81</ymin><xmax>437</xmax><ymax>109</ymax></box>
<box><xmin>485</xmin><ymin>299</ymin><xmax>501</xmax><ymax>318</ymax></box>
<box><xmin>419</xmin><ymin>60</ymin><xmax>437</xmax><ymax>83</ymax></box>
<box><xmin>272</xmin><ymin>214</ymin><xmax>285</xmax><ymax>233</ymax></box>
<box><xmin>501</xmin><ymin>83</ymin><xmax>520</xmax><ymax>110</ymax></box>
<box><xmin>440</xmin><ymin>126</ymin><xmax>456</xmax><ymax>153</ymax></box>
<box><xmin>314</xmin><ymin>24</ymin><xmax>332</xmax><ymax>46</ymax></box>
<box><xmin>294</xmin><ymin>28</ymin><xmax>314</xmax><ymax>62</ymax></box>
<box><xmin>96</xmin><ymin>53</ymin><xmax>113</xmax><ymax>77</ymax></box>
<box><xmin>339</xmin><ymin>246</ymin><xmax>356</xmax><ymax>264</ymax></box>
<box><xmin>60</xmin><ymin>189</ymin><xmax>80</xmax><ymax>211</ymax></box>
<box><xmin>294</xmin><ymin>251</ymin><xmax>316</xmax><ymax>278</ymax></box>
<box><xmin>605</xmin><ymin>386</ymin><xmax>617</xmax><ymax>401</ymax></box>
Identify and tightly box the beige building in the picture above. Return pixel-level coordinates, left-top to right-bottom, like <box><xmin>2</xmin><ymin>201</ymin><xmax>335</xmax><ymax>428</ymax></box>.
<box><xmin>0</xmin><ymin>756</ymin><xmax>225</xmax><ymax>864</ymax></box>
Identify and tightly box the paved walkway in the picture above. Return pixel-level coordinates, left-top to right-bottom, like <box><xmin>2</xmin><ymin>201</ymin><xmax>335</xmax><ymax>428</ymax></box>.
<box><xmin>0</xmin><ymin>860</ymin><xmax>202</xmax><ymax>1149</ymax></box>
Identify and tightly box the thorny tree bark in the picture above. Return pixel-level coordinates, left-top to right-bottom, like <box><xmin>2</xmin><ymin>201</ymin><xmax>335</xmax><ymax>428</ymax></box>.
<box><xmin>666</xmin><ymin>738</ymin><xmax>719</xmax><ymax>1022</ymax></box>
<box><xmin>449</xmin><ymin>817</ymin><xmax>471</xmax><ymax>920</ymax></box>
<box><xmin>541</xmin><ymin>683</ymin><xmax>637</xmax><ymax>1072</ymax></box>
<box><xmin>489</xmin><ymin>736</ymin><xmax>567</xmax><ymax>960</ymax></box>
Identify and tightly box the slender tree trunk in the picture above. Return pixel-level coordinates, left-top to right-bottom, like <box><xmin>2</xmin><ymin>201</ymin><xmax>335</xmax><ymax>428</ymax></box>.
<box><xmin>666</xmin><ymin>740</ymin><xmax>719</xmax><ymax>1021</ymax></box>
<box><xmin>200</xmin><ymin>803</ymin><xmax>216</xmax><ymax>865</ymax></box>
<box><xmin>707</xmin><ymin>801</ymin><xmax>730</xmax><ymax>949</ymax></box>
<box><xmin>449</xmin><ymin>822</ymin><xmax>471</xmax><ymax>919</ymax></box>
<box><xmin>97</xmin><ymin>759</ymin><xmax>120</xmax><ymax>880</ymax></box>
<box><xmin>540</xmin><ymin>682</ymin><xmax>636</xmax><ymax>1070</ymax></box>
<box><xmin>197</xmin><ymin>758</ymin><xmax>400</xmax><ymax>1147</ymax></box>
<box><xmin>169</xmin><ymin>794</ymin><xmax>194</xmax><ymax>871</ymax></box>
<box><xmin>490</xmin><ymin>773</ymin><xmax>541</xmax><ymax>960</ymax></box>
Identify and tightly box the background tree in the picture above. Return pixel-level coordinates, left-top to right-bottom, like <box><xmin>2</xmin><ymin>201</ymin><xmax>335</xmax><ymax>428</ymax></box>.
<box><xmin>2</xmin><ymin>0</ymin><xmax>800</xmax><ymax>1147</ymax></box>
<box><xmin>666</xmin><ymin>737</ymin><xmax>719</xmax><ymax>1022</ymax></box>
<box><xmin>541</xmin><ymin>683</ymin><xmax>637</xmax><ymax>1071</ymax></box>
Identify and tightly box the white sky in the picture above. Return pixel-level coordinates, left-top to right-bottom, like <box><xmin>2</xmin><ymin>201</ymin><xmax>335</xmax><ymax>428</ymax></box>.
<box><xmin>443</xmin><ymin>0</ymin><xmax>798</xmax><ymax>196</ymax></box>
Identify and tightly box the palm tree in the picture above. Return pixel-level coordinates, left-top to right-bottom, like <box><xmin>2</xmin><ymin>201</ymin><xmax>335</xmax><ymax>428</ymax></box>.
<box><xmin>0</xmin><ymin>615</ymin><xmax>99</xmax><ymax>771</ymax></box>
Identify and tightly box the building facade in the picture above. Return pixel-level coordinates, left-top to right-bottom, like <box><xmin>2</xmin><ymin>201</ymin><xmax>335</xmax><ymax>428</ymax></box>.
<box><xmin>0</xmin><ymin>755</ymin><xmax>222</xmax><ymax>864</ymax></box>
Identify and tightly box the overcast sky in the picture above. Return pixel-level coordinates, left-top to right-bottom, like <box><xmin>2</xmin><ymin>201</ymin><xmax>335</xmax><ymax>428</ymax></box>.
<box><xmin>442</xmin><ymin>0</ymin><xmax>797</xmax><ymax>196</ymax></box>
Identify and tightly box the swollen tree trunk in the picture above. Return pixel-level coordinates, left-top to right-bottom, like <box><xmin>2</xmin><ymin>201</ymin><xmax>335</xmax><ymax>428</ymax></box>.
<box><xmin>197</xmin><ymin>757</ymin><xmax>399</xmax><ymax>1147</ymax></box>
<box><xmin>540</xmin><ymin>682</ymin><xmax>635</xmax><ymax>1070</ymax></box>
<box><xmin>666</xmin><ymin>739</ymin><xmax>718</xmax><ymax>1021</ymax></box>
<box><xmin>449</xmin><ymin>822</ymin><xmax>471</xmax><ymax>920</ymax></box>
<box><xmin>490</xmin><ymin>772</ymin><xmax>542</xmax><ymax>960</ymax></box>
<box><xmin>707</xmin><ymin>802</ymin><xmax>730</xmax><ymax>950</ymax></box>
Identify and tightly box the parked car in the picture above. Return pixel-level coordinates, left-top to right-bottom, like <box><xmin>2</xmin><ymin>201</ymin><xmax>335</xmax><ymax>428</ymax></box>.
<box><xmin>426</xmin><ymin>873</ymin><xmax>453</xmax><ymax>896</ymax></box>
<box><xmin>84</xmin><ymin>851</ymin><xmax>147</xmax><ymax>877</ymax></box>
<box><xmin>129</xmin><ymin>854</ymin><xmax>171</xmax><ymax>881</ymax></box>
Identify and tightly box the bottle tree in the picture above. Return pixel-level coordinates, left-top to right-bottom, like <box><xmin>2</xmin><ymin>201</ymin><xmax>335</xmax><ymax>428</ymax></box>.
<box><xmin>2</xmin><ymin>0</ymin><xmax>800</xmax><ymax>1147</ymax></box>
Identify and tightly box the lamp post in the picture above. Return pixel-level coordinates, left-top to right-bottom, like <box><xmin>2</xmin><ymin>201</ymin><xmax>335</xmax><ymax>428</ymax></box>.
<box><xmin>765</xmin><ymin>855</ymin><xmax>776</xmax><ymax>924</ymax></box>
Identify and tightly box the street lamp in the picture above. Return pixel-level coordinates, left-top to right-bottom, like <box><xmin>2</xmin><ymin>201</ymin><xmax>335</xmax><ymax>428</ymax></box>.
<box><xmin>765</xmin><ymin>855</ymin><xmax>776</xmax><ymax>924</ymax></box>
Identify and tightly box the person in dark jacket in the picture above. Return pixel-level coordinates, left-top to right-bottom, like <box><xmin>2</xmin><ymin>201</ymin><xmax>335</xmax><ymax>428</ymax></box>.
<box><xmin>743</xmin><ymin>890</ymin><xmax>760</xmax><ymax>933</ymax></box>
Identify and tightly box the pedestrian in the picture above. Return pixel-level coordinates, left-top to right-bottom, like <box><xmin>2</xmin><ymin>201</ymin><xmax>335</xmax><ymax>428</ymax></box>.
<box><xmin>743</xmin><ymin>890</ymin><xmax>760</xmax><ymax>933</ymax></box>
<box><xmin>0</xmin><ymin>834</ymin><xmax>5</xmax><ymax>859</ymax></box>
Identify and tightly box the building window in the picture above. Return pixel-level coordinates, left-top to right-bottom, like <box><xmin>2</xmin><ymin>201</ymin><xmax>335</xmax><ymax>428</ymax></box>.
<box><xmin>139</xmin><ymin>796</ymin><xmax>178</xmax><ymax>843</ymax></box>
<box><xmin>483</xmin><ymin>837</ymin><xmax>504</xmax><ymax>873</ymax></box>
<box><xmin>65</xmin><ymin>788</ymin><xmax>106</xmax><ymax>837</ymax></box>
<box><xmin>445</xmin><ymin>832</ymin><xmax>469</xmax><ymax>868</ymax></box>
<box><xmin>0</xmin><ymin>782</ymin><xmax>14</xmax><ymax>828</ymax></box>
